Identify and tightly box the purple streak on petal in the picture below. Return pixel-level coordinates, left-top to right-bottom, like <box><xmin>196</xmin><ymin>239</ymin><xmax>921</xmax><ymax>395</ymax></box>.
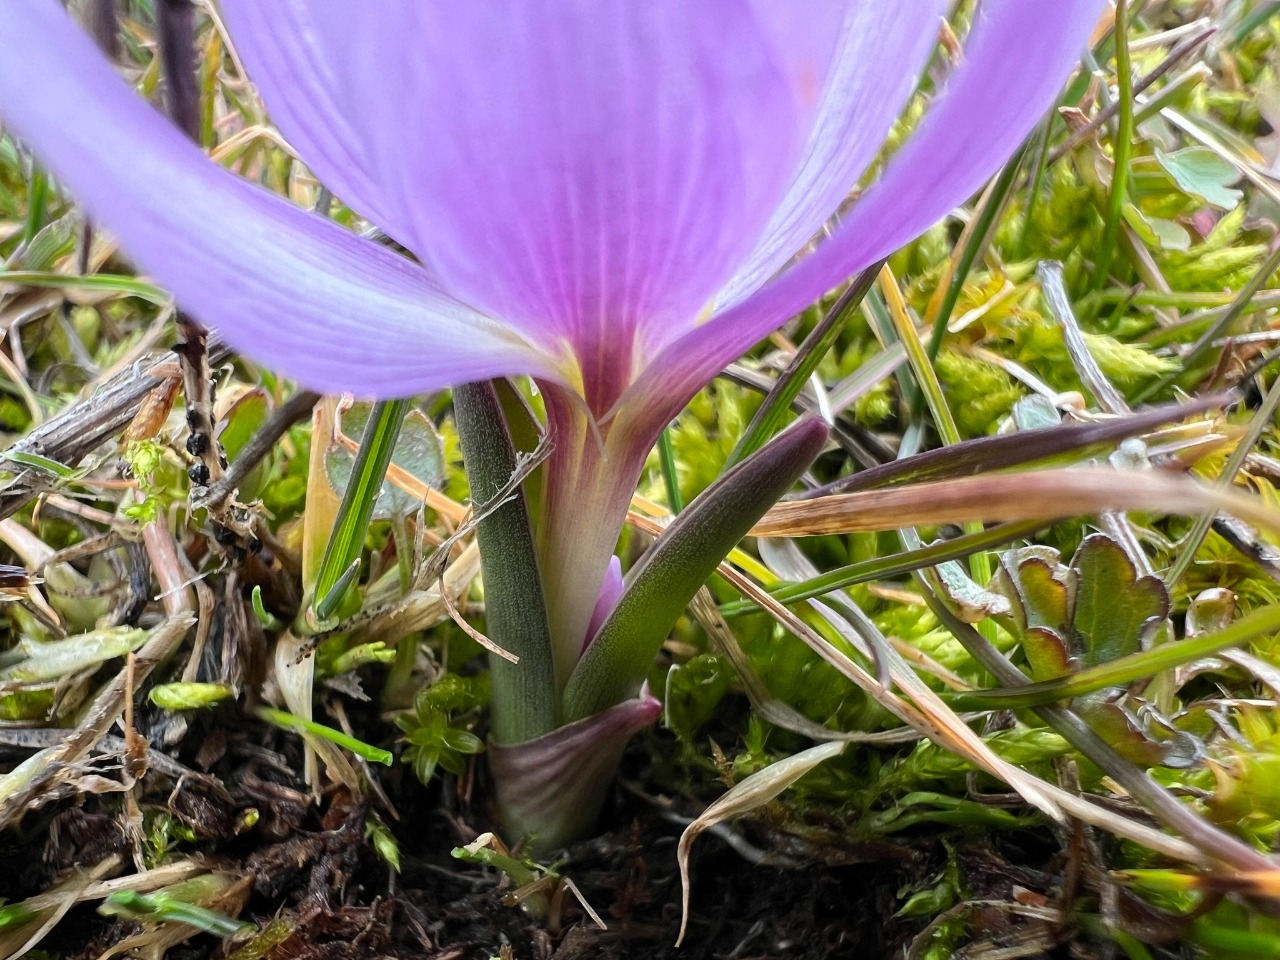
<box><xmin>623</xmin><ymin>0</ymin><xmax>1106</xmax><ymax>416</ymax></box>
<box><xmin>248</xmin><ymin>2</ymin><xmax>846</xmax><ymax>413</ymax></box>
<box><xmin>715</xmin><ymin>0</ymin><xmax>949</xmax><ymax>311</ymax></box>
<box><xmin>583</xmin><ymin>555</ymin><xmax>625</xmax><ymax>656</ymax></box>
<box><xmin>489</xmin><ymin>692</ymin><xmax>662</xmax><ymax>851</ymax></box>
<box><xmin>0</xmin><ymin>2</ymin><xmax>555</xmax><ymax>398</ymax></box>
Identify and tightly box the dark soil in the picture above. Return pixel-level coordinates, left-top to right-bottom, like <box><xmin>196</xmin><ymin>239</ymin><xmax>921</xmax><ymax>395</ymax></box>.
<box><xmin>0</xmin><ymin>708</ymin><xmax>961</xmax><ymax>960</ymax></box>
<box><xmin>3</xmin><ymin>708</ymin><xmax>1201</xmax><ymax>960</ymax></box>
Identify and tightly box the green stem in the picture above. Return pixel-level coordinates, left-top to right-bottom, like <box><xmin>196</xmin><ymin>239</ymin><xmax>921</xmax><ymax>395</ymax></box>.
<box><xmin>658</xmin><ymin>426</ymin><xmax>684</xmax><ymax>513</ymax></box>
<box><xmin>927</xmin><ymin>147</ymin><xmax>1025</xmax><ymax>363</ymax></box>
<box><xmin>453</xmin><ymin>381</ymin><xmax>557</xmax><ymax>743</ymax></box>
<box><xmin>1092</xmin><ymin>0</ymin><xmax>1134</xmax><ymax>290</ymax></box>
<box><xmin>22</xmin><ymin>167</ymin><xmax>48</xmax><ymax>248</ymax></box>
<box><xmin>727</xmin><ymin>263</ymin><xmax>880</xmax><ymax>467</ymax></box>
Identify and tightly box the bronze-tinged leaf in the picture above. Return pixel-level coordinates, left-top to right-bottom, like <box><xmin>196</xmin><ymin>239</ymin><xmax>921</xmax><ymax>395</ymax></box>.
<box><xmin>1076</xmin><ymin>693</ymin><xmax>1203</xmax><ymax>769</ymax></box>
<box><xmin>989</xmin><ymin>545</ymin><xmax>1062</xmax><ymax>635</ymax></box>
<box><xmin>1023</xmin><ymin>625</ymin><xmax>1075</xmax><ymax>682</ymax></box>
<box><xmin>1013</xmin><ymin>558</ymin><xmax>1074</xmax><ymax>636</ymax></box>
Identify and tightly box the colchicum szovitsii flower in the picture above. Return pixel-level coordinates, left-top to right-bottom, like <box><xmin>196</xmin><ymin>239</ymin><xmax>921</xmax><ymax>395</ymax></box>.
<box><xmin>0</xmin><ymin>1</ymin><xmax>1105</xmax><ymax>848</ymax></box>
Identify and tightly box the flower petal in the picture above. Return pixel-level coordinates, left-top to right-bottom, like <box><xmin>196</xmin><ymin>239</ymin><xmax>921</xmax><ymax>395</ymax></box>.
<box><xmin>714</xmin><ymin>0</ymin><xmax>950</xmax><ymax>311</ymax></box>
<box><xmin>583</xmin><ymin>555</ymin><xmax>625</xmax><ymax>655</ymax></box>
<box><xmin>221</xmin><ymin>2</ymin><xmax>848</xmax><ymax>411</ymax></box>
<box><xmin>625</xmin><ymin>0</ymin><xmax>1107</xmax><ymax>415</ymax></box>
<box><xmin>0</xmin><ymin>2</ymin><xmax>552</xmax><ymax>398</ymax></box>
<box><xmin>217</xmin><ymin>1</ymin><xmax>405</xmax><ymax>242</ymax></box>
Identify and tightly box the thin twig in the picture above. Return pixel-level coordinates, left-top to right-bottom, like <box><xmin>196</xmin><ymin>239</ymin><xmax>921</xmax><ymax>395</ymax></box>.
<box><xmin>193</xmin><ymin>389</ymin><xmax>320</xmax><ymax>511</ymax></box>
<box><xmin>1048</xmin><ymin>25</ymin><xmax>1215</xmax><ymax>165</ymax></box>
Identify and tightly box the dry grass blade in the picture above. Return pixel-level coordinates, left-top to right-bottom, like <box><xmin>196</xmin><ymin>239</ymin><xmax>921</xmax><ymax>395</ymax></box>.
<box><xmin>754</xmin><ymin>467</ymin><xmax>1280</xmax><ymax>538</ymax></box>
<box><xmin>712</xmin><ymin>562</ymin><xmax>1205</xmax><ymax>863</ymax></box>
<box><xmin>349</xmin><ymin>540</ymin><xmax>481</xmax><ymax>644</ymax></box>
<box><xmin>0</xmin><ymin>520</ymin><xmax>194</xmax><ymax>830</ymax></box>
<box><xmin>440</xmin><ymin>582</ymin><xmax>519</xmax><ymax>664</ymax></box>
<box><xmin>687</xmin><ymin>587</ymin><xmax>930</xmax><ymax>744</ymax></box>
<box><xmin>798</xmin><ymin>394</ymin><xmax>1231</xmax><ymax>499</ymax></box>
<box><xmin>677</xmin><ymin>557</ymin><xmax>1210</xmax><ymax>946</ymax></box>
<box><xmin>675</xmin><ymin>740</ymin><xmax>846</xmax><ymax>947</ymax></box>
<box><xmin>0</xmin><ymin>854</ymin><xmax>120</xmax><ymax>959</ymax></box>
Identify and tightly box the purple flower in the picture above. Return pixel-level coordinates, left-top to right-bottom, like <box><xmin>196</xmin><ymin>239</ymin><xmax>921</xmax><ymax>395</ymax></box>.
<box><xmin>0</xmin><ymin>1</ymin><xmax>1104</xmax><ymax>414</ymax></box>
<box><xmin>0</xmin><ymin>2</ymin><xmax>1105</xmax><ymax>837</ymax></box>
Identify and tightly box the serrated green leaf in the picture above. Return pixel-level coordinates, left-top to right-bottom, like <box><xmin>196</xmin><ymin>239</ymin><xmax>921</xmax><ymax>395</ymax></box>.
<box><xmin>1012</xmin><ymin>556</ymin><xmax>1073</xmax><ymax>634</ymax></box>
<box><xmin>1072</xmin><ymin>534</ymin><xmax>1169</xmax><ymax>667</ymax></box>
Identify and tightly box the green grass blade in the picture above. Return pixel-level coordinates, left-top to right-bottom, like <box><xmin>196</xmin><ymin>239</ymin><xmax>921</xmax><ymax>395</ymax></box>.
<box><xmin>1092</xmin><ymin>0</ymin><xmax>1135</xmax><ymax>290</ymax></box>
<box><xmin>943</xmin><ymin>603</ymin><xmax>1280</xmax><ymax>710</ymax></box>
<box><xmin>657</xmin><ymin>425</ymin><xmax>684</xmax><ymax>513</ymax></box>
<box><xmin>0</xmin><ymin>270</ymin><xmax>168</xmax><ymax>302</ymax></box>
<box><xmin>726</xmin><ymin>263</ymin><xmax>879</xmax><ymax>468</ymax></box>
<box><xmin>310</xmin><ymin>397</ymin><xmax>408</xmax><ymax>623</ymax></box>
<box><xmin>719</xmin><ymin>519</ymin><xmax>1047</xmax><ymax>618</ymax></box>
<box><xmin>926</xmin><ymin>146</ymin><xmax>1025</xmax><ymax>363</ymax></box>
<box><xmin>256</xmin><ymin>706</ymin><xmax>392</xmax><ymax>765</ymax></box>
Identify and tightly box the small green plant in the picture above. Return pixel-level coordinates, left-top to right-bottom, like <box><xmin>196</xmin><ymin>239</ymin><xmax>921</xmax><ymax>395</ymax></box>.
<box><xmin>396</xmin><ymin>674</ymin><xmax>489</xmax><ymax>785</ymax></box>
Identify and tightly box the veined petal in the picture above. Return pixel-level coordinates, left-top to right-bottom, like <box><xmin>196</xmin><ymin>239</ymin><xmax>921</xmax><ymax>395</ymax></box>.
<box><xmin>625</xmin><ymin>0</ymin><xmax>1107</xmax><ymax>415</ymax></box>
<box><xmin>0</xmin><ymin>2</ymin><xmax>554</xmax><ymax>398</ymax></box>
<box><xmin>714</xmin><ymin>0</ymin><xmax>949</xmax><ymax>311</ymax></box>
<box><xmin>217</xmin><ymin>1</ymin><xmax>405</xmax><ymax>243</ymax></box>
<box><xmin>221</xmin><ymin>2</ymin><xmax>848</xmax><ymax>412</ymax></box>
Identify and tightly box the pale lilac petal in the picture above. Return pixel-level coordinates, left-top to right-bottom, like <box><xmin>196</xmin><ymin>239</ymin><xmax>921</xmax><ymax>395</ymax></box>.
<box><xmin>0</xmin><ymin>2</ymin><xmax>554</xmax><ymax>398</ymax></box>
<box><xmin>489</xmin><ymin>692</ymin><xmax>662</xmax><ymax>851</ymax></box>
<box><xmin>583</xmin><ymin>555</ymin><xmax>625</xmax><ymax>654</ymax></box>
<box><xmin>222</xmin><ymin>2</ymin><xmax>847</xmax><ymax>412</ymax></box>
<box><xmin>217</xmin><ymin>1</ymin><xmax>404</xmax><ymax>240</ymax></box>
<box><xmin>715</xmin><ymin>1</ymin><xmax>949</xmax><ymax>311</ymax></box>
<box><xmin>622</xmin><ymin>0</ymin><xmax>1106</xmax><ymax>416</ymax></box>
